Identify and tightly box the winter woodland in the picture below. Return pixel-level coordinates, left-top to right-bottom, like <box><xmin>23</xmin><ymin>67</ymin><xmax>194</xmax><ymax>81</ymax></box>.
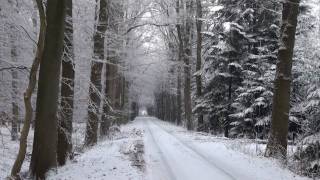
<box><xmin>0</xmin><ymin>0</ymin><xmax>320</xmax><ymax>179</ymax></box>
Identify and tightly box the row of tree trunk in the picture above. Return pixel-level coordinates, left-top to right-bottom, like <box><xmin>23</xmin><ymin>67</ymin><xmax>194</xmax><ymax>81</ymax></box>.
<box><xmin>154</xmin><ymin>0</ymin><xmax>202</xmax><ymax>129</ymax></box>
<box><xmin>8</xmin><ymin>0</ymin><xmax>301</xmax><ymax>178</ymax></box>
<box><xmin>154</xmin><ymin>0</ymin><xmax>301</xmax><ymax>162</ymax></box>
<box><xmin>29</xmin><ymin>0</ymin><xmax>67</xmax><ymax>178</ymax></box>
<box><xmin>10</xmin><ymin>0</ymin><xmax>128</xmax><ymax>178</ymax></box>
<box><xmin>85</xmin><ymin>0</ymin><xmax>127</xmax><ymax>146</ymax></box>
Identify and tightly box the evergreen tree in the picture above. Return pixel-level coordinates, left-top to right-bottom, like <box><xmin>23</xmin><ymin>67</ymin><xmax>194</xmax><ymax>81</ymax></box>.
<box><xmin>201</xmin><ymin>0</ymin><xmax>280</xmax><ymax>137</ymax></box>
<box><xmin>228</xmin><ymin>0</ymin><xmax>280</xmax><ymax>138</ymax></box>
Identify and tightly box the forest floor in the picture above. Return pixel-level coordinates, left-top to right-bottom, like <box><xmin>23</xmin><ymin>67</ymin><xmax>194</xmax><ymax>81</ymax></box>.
<box><xmin>0</xmin><ymin>125</ymin><xmax>33</xmax><ymax>179</ymax></box>
<box><xmin>0</xmin><ymin>117</ymin><xmax>312</xmax><ymax>180</ymax></box>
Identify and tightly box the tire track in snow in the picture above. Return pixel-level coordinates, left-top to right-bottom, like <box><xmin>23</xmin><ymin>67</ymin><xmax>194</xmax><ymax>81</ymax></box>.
<box><xmin>145</xmin><ymin>120</ymin><xmax>178</xmax><ymax>180</ymax></box>
<box><xmin>150</xmin><ymin>120</ymin><xmax>237</xmax><ymax>180</ymax></box>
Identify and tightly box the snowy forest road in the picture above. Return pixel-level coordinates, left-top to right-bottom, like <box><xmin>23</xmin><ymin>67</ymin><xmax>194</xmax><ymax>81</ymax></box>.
<box><xmin>45</xmin><ymin>117</ymin><xmax>309</xmax><ymax>180</ymax></box>
<box><xmin>142</xmin><ymin>117</ymin><xmax>236</xmax><ymax>180</ymax></box>
<box><xmin>139</xmin><ymin>117</ymin><xmax>308</xmax><ymax>180</ymax></box>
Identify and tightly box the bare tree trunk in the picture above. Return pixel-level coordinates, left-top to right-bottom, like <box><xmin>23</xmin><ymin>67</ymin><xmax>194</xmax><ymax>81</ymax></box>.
<box><xmin>100</xmin><ymin>61</ymin><xmax>116</xmax><ymax>136</ymax></box>
<box><xmin>114</xmin><ymin>71</ymin><xmax>122</xmax><ymax>109</ymax></box>
<box><xmin>196</xmin><ymin>0</ymin><xmax>203</xmax><ymax>131</ymax></box>
<box><xmin>265</xmin><ymin>0</ymin><xmax>300</xmax><ymax>160</ymax></box>
<box><xmin>57</xmin><ymin>0</ymin><xmax>75</xmax><ymax>166</ymax></box>
<box><xmin>10</xmin><ymin>25</ymin><xmax>19</xmax><ymax>141</ymax></box>
<box><xmin>105</xmin><ymin>0</ymin><xmax>126</xmax><ymax>127</ymax></box>
<box><xmin>101</xmin><ymin>1</ymin><xmax>121</xmax><ymax>135</ymax></box>
<box><xmin>30</xmin><ymin>0</ymin><xmax>38</xmax><ymax>130</ymax></box>
<box><xmin>85</xmin><ymin>0</ymin><xmax>108</xmax><ymax>146</ymax></box>
<box><xmin>175</xmin><ymin>0</ymin><xmax>183</xmax><ymax>126</ymax></box>
<box><xmin>184</xmin><ymin>0</ymin><xmax>193</xmax><ymax>130</ymax></box>
<box><xmin>29</xmin><ymin>0</ymin><xmax>66</xmax><ymax>178</ymax></box>
<box><xmin>176</xmin><ymin>70</ymin><xmax>182</xmax><ymax>125</ymax></box>
<box><xmin>10</xmin><ymin>0</ymin><xmax>46</xmax><ymax>178</ymax></box>
<box><xmin>224</xmin><ymin>78</ymin><xmax>232</xmax><ymax>138</ymax></box>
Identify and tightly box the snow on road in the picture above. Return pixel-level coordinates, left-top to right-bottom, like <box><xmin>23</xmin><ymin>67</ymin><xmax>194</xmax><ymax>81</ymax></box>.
<box><xmin>143</xmin><ymin>118</ymin><xmax>234</xmax><ymax>180</ymax></box>
<box><xmin>7</xmin><ymin>116</ymin><xmax>309</xmax><ymax>180</ymax></box>
<box><xmin>137</xmin><ymin>116</ymin><xmax>310</xmax><ymax>180</ymax></box>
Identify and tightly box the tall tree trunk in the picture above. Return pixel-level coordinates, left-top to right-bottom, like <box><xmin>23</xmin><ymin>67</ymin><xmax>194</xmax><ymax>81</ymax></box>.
<box><xmin>175</xmin><ymin>0</ymin><xmax>183</xmax><ymax>126</ymax></box>
<box><xmin>30</xmin><ymin>0</ymin><xmax>38</xmax><ymax>130</ymax></box>
<box><xmin>224</xmin><ymin>77</ymin><xmax>232</xmax><ymax>138</ymax></box>
<box><xmin>101</xmin><ymin>1</ymin><xmax>124</xmax><ymax>134</ymax></box>
<box><xmin>101</xmin><ymin>6</ymin><xmax>120</xmax><ymax>135</ymax></box>
<box><xmin>171</xmin><ymin>93</ymin><xmax>177</xmax><ymax>122</ymax></box>
<box><xmin>29</xmin><ymin>0</ymin><xmax>66</xmax><ymax>178</ymax></box>
<box><xmin>196</xmin><ymin>0</ymin><xmax>203</xmax><ymax>131</ymax></box>
<box><xmin>85</xmin><ymin>0</ymin><xmax>108</xmax><ymax>146</ymax></box>
<box><xmin>184</xmin><ymin>0</ymin><xmax>193</xmax><ymax>130</ymax></box>
<box><xmin>10</xmin><ymin>25</ymin><xmax>19</xmax><ymax>141</ymax></box>
<box><xmin>57</xmin><ymin>0</ymin><xmax>75</xmax><ymax>166</ymax></box>
<box><xmin>176</xmin><ymin>70</ymin><xmax>182</xmax><ymax>125</ymax></box>
<box><xmin>114</xmin><ymin>72</ymin><xmax>122</xmax><ymax>109</ymax></box>
<box><xmin>10</xmin><ymin>0</ymin><xmax>46</xmax><ymax>178</ymax></box>
<box><xmin>100</xmin><ymin>61</ymin><xmax>115</xmax><ymax>136</ymax></box>
<box><xmin>265</xmin><ymin>0</ymin><xmax>300</xmax><ymax>160</ymax></box>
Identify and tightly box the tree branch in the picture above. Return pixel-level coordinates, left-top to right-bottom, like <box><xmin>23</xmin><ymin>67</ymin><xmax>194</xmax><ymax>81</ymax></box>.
<box><xmin>0</xmin><ymin>66</ymin><xmax>29</xmax><ymax>72</ymax></box>
<box><xmin>125</xmin><ymin>23</ymin><xmax>170</xmax><ymax>34</ymax></box>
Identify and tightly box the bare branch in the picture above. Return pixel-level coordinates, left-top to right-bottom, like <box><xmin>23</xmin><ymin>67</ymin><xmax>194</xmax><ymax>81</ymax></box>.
<box><xmin>125</xmin><ymin>23</ymin><xmax>171</xmax><ymax>35</ymax></box>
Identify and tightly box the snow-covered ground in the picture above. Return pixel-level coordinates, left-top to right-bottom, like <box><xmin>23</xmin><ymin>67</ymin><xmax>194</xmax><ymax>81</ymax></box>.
<box><xmin>0</xmin><ymin>126</ymin><xmax>33</xmax><ymax>179</ymax></box>
<box><xmin>0</xmin><ymin>123</ymin><xmax>86</xmax><ymax>179</ymax></box>
<box><xmin>140</xmin><ymin>117</ymin><xmax>310</xmax><ymax>180</ymax></box>
<box><xmin>48</xmin><ymin>123</ymin><xmax>145</xmax><ymax>180</ymax></box>
<box><xmin>0</xmin><ymin>117</ymin><xmax>312</xmax><ymax>179</ymax></box>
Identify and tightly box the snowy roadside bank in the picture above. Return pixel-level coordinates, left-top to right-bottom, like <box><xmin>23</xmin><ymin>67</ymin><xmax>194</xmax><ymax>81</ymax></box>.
<box><xmin>0</xmin><ymin>122</ymin><xmax>145</xmax><ymax>180</ymax></box>
<box><xmin>48</xmin><ymin>122</ymin><xmax>145</xmax><ymax>180</ymax></box>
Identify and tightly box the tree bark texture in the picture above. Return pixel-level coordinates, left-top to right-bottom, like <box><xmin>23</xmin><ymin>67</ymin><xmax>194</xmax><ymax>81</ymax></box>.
<box><xmin>85</xmin><ymin>0</ymin><xmax>108</xmax><ymax>146</ymax></box>
<box><xmin>101</xmin><ymin>61</ymin><xmax>117</xmax><ymax>136</ymax></box>
<box><xmin>10</xmin><ymin>0</ymin><xmax>46</xmax><ymax>178</ymax></box>
<box><xmin>10</xmin><ymin>25</ymin><xmax>19</xmax><ymax>141</ymax></box>
<box><xmin>101</xmin><ymin>3</ymin><xmax>121</xmax><ymax>135</ymax></box>
<box><xmin>184</xmin><ymin>0</ymin><xmax>193</xmax><ymax>130</ymax></box>
<box><xmin>196</xmin><ymin>0</ymin><xmax>203</xmax><ymax>130</ymax></box>
<box><xmin>57</xmin><ymin>0</ymin><xmax>75</xmax><ymax>166</ymax></box>
<box><xmin>265</xmin><ymin>0</ymin><xmax>300</xmax><ymax>160</ymax></box>
<box><xmin>175</xmin><ymin>0</ymin><xmax>183</xmax><ymax>126</ymax></box>
<box><xmin>176</xmin><ymin>70</ymin><xmax>182</xmax><ymax>125</ymax></box>
<box><xmin>29</xmin><ymin>0</ymin><xmax>66</xmax><ymax>178</ymax></box>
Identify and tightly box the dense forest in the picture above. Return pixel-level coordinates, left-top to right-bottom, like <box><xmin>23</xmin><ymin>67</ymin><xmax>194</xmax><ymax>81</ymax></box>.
<box><xmin>0</xmin><ymin>0</ymin><xmax>319</xmax><ymax>179</ymax></box>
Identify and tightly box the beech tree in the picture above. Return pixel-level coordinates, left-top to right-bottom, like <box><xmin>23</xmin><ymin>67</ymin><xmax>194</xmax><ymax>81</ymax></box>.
<box><xmin>175</xmin><ymin>0</ymin><xmax>183</xmax><ymax>126</ymax></box>
<box><xmin>101</xmin><ymin>0</ymin><xmax>121</xmax><ymax>136</ymax></box>
<box><xmin>10</xmin><ymin>24</ymin><xmax>19</xmax><ymax>141</ymax></box>
<box><xmin>195</xmin><ymin>0</ymin><xmax>203</xmax><ymax>130</ymax></box>
<box><xmin>183</xmin><ymin>0</ymin><xmax>193</xmax><ymax>130</ymax></box>
<box><xmin>29</xmin><ymin>0</ymin><xmax>66</xmax><ymax>178</ymax></box>
<box><xmin>57</xmin><ymin>0</ymin><xmax>75</xmax><ymax>166</ymax></box>
<box><xmin>10</xmin><ymin>0</ymin><xmax>46</xmax><ymax>177</ymax></box>
<box><xmin>85</xmin><ymin>0</ymin><xmax>108</xmax><ymax>146</ymax></box>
